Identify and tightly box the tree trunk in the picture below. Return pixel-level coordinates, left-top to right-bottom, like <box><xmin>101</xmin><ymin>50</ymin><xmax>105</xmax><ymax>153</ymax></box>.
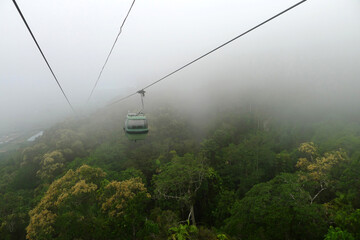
<box><xmin>132</xmin><ymin>219</ymin><xmax>136</xmax><ymax>240</ymax></box>
<box><xmin>190</xmin><ymin>204</ymin><xmax>196</xmax><ymax>226</ymax></box>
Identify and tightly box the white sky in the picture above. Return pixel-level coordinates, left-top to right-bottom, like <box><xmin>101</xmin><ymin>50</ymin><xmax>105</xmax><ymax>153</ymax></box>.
<box><xmin>1</xmin><ymin>0</ymin><xmax>360</xmax><ymax>132</ymax></box>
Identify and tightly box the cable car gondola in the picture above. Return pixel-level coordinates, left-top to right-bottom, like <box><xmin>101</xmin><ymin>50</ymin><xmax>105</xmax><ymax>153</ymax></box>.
<box><xmin>124</xmin><ymin>90</ymin><xmax>149</xmax><ymax>141</ymax></box>
<box><xmin>124</xmin><ymin>113</ymin><xmax>148</xmax><ymax>141</ymax></box>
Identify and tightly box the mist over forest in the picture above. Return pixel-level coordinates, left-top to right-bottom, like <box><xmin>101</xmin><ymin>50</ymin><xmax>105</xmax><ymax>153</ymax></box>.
<box><xmin>1</xmin><ymin>0</ymin><xmax>359</xmax><ymax>133</ymax></box>
<box><xmin>1</xmin><ymin>0</ymin><xmax>360</xmax><ymax>239</ymax></box>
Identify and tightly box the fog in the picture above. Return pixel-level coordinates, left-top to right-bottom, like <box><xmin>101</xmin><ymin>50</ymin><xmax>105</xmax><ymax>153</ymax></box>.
<box><xmin>1</xmin><ymin>0</ymin><xmax>359</xmax><ymax>134</ymax></box>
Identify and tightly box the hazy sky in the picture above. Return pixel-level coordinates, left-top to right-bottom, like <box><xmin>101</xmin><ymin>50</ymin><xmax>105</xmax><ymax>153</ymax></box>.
<box><xmin>1</xmin><ymin>0</ymin><xmax>359</xmax><ymax>132</ymax></box>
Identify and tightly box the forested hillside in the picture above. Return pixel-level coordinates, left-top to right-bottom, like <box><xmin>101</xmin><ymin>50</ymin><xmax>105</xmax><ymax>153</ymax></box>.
<box><xmin>0</xmin><ymin>105</ymin><xmax>359</xmax><ymax>240</ymax></box>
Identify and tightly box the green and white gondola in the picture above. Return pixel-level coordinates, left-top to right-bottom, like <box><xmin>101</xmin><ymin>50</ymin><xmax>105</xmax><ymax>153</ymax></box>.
<box><xmin>124</xmin><ymin>113</ymin><xmax>148</xmax><ymax>141</ymax></box>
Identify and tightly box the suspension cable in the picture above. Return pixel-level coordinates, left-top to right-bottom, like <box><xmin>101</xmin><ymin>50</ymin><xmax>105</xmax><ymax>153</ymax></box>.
<box><xmin>138</xmin><ymin>90</ymin><xmax>145</xmax><ymax>113</ymax></box>
<box><xmin>107</xmin><ymin>0</ymin><xmax>308</xmax><ymax>107</ymax></box>
<box><xmin>12</xmin><ymin>0</ymin><xmax>75</xmax><ymax>113</ymax></box>
<box><xmin>87</xmin><ymin>0</ymin><xmax>136</xmax><ymax>103</ymax></box>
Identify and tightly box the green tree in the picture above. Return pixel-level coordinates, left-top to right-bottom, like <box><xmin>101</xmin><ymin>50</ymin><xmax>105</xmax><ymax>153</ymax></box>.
<box><xmin>216</xmin><ymin>132</ymin><xmax>277</xmax><ymax>195</ymax></box>
<box><xmin>168</xmin><ymin>221</ymin><xmax>198</xmax><ymax>240</ymax></box>
<box><xmin>224</xmin><ymin>173</ymin><xmax>327</xmax><ymax>240</ymax></box>
<box><xmin>325</xmin><ymin>195</ymin><xmax>360</xmax><ymax>239</ymax></box>
<box><xmin>153</xmin><ymin>152</ymin><xmax>209</xmax><ymax>226</ymax></box>
<box><xmin>324</xmin><ymin>226</ymin><xmax>354</xmax><ymax>240</ymax></box>
<box><xmin>0</xmin><ymin>191</ymin><xmax>30</xmax><ymax>240</ymax></box>
<box><xmin>148</xmin><ymin>208</ymin><xmax>179</xmax><ymax>240</ymax></box>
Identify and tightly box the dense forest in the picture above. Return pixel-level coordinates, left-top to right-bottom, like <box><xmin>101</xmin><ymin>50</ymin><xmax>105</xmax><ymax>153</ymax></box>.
<box><xmin>0</xmin><ymin>103</ymin><xmax>359</xmax><ymax>240</ymax></box>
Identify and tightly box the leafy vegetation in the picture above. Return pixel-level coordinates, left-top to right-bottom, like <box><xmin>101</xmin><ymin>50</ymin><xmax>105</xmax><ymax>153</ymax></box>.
<box><xmin>0</xmin><ymin>105</ymin><xmax>360</xmax><ymax>239</ymax></box>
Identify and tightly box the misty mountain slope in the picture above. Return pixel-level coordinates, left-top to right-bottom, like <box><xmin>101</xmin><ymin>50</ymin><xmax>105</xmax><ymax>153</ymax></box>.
<box><xmin>1</xmin><ymin>0</ymin><xmax>359</xmax><ymax>238</ymax></box>
<box><xmin>0</xmin><ymin>102</ymin><xmax>360</xmax><ymax>239</ymax></box>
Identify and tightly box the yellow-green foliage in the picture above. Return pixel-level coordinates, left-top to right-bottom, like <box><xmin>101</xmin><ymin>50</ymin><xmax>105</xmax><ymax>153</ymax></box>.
<box><xmin>21</xmin><ymin>143</ymin><xmax>48</xmax><ymax>165</ymax></box>
<box><xmin>296</xmin><ymin>142</ymin><xmax>347</xmax><ymax>181</ymax></box>
<box><xmin>101</xmin><ymin>177</ymin><xmax>150</xmax><ymax>218</ymax></box>
<box><xmin>36</xmin><ymin>150</ymin><xmax>65</xmax><ymax>181</ymax></box>
<box><xmin>26</xmin><ymin>165</ymin><xmax>150</xmax><ymax>240</ymax></box>
<box><xmin>26</xmin><ymin>165</ymin><xmax>105</xmax><ymax>240</ymax></box>
<box><xmin>298</xmin><ymin>142</ymin><xmax>318</xmax><ymax>156</ymax></box>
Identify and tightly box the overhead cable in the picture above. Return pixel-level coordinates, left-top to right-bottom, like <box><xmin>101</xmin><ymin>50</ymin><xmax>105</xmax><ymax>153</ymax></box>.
<box><xmin>87</xmin><ymin>0</ymin><xmax>136</xmax><ymax>102</ymax></box>
<box><xmin>12</xmin><ymin>0</ymin><xmax>75</xmax><ymax>113</ymax></box>
<box><xmin>107</xmin><ymin>0</ymin><xmax>308</xmax><ymax>107</ymax></box>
